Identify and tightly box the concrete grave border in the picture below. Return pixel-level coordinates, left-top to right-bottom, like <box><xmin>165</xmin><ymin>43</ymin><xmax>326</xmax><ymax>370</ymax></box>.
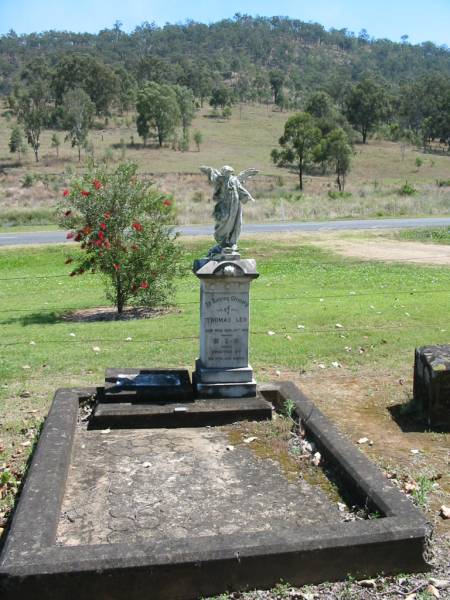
<box><xmin>0</xmin><ymin>382</ymin><xmax>430</xmax><ymax>600</ymax></box>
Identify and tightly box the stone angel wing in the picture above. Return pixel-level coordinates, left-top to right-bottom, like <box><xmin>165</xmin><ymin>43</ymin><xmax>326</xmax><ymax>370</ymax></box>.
<box><xmin>237</xmin><ymin>168</ymin><xmax>259</xmax><ymax>183</ymax></box>
<box><xmin>200</xmin><ymin>165</ymin><xmax>221</xmax><ymax>184</ymax></box>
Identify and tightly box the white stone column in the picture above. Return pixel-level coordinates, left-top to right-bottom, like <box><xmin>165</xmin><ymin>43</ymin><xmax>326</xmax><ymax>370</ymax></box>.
<box><xmin>193</xmin><ymin>257</ymin><xmax>259</xmax><ymax>398</ymax></box>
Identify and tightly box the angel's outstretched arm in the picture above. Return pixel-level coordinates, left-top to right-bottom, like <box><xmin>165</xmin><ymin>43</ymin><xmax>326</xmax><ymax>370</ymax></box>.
<box><xmin>200</xmin><ymin>166</ymin><xmax>221</xmax><ymax>184</ymax></box>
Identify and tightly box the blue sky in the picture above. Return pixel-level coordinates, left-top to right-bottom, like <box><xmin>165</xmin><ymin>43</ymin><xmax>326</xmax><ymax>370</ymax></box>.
<box><xmin>0</xmin><ymin>0</ymin><xmax>449</xmax><ymax>46</ymax></box>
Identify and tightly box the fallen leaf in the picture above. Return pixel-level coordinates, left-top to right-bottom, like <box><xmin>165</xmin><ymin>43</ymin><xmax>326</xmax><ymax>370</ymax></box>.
<box><xmin>285</xmin><ymin>334</ymin><xmax>292</xmax><ymax>341</ymax></box>
<box><xmin>426</xmin><ymin>584</ymin><xmax>440</xmax><ymax>598</ymax></box>
<box><xmin>404</xmin><ymin>481</ymin><xmax>418</xmax><ymax>493</ymax></box>
<box><xmin>335</xmin><ymin>323</ymin><xmax>344</xmax><ymax>329</ymax></box>
<box><xmin>243</xmin><ymin>436</ymin><xmax>257</xmax><ymax>444</ymax></box>
<box><xmin>429</xmin><ymin>579</ymin><xmax>450</xmax><ymax>590</ymax></box>
<box><xmin>358</xmin><ymin>437</ymin><xmax>369</xmax><ymax>445</ymax></box>
<box><xmin>312</xmin><ymin>451</ymin><xmax>321</xmax><ymax>466</ymax></box>
<box><xmin>439</xmin><ymin>505</ymin><xmax>450</xmax><ymax>519</ymax></box>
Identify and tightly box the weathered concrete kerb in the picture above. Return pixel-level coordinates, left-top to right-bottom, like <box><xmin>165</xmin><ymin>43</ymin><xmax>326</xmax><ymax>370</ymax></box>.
<box><xmin>0</xmin><ymin>383</ymin><xmax>430</xmax><ymax>600</ymax></box>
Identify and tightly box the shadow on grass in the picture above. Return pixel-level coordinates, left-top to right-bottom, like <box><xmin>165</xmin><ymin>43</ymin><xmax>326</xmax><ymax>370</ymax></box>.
<box><xmin>1</xmin><ymin>306</ymin><xmax>178</xmax><ymax>326</ymax></box>
<box><xmin>0</xmin><ymin>311</ymin><xmax>61</xmax><ymax>326</ymax></box>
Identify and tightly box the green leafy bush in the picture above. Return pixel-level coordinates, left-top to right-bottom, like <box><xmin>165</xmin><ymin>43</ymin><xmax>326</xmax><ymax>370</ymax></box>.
<box><xmin>398</xmin><ymin>181</ymin><xmax>417</xmax><ymax>196</ymax></box>
<box><xmin>59</xmin><ymin>162</ymin><xmax>185</xmax><ymax>313</ymax></box>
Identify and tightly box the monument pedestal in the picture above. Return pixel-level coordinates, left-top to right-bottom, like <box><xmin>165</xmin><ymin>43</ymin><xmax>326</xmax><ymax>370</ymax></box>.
<box><xmin>193</xmin><ymin>255</ymin><xmax>259</xmax><ymax>398</ymax></box>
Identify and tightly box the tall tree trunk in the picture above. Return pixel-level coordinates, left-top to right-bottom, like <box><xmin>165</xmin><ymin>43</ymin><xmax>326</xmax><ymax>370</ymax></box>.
<box><xmin>34</xmin><ymin>147</ymin><xmax>39</xmax><ymax>162</ymax></box>
<box><xmin>362</xmin><ymin>126</ymin><xmax>367</xmax><ymax>144</ymax></box>
<box><xmin>298</xmin><ymin>159</ymin><xmax>303</xmax><ymax>191</ymax></box>
<box><xmin>78</xmin><ymin>146</ymin><xmax>81</xmax><ymax>162</ymax></box>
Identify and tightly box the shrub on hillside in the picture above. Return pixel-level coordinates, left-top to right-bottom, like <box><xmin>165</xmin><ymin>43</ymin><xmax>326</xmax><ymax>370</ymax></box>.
<box><xmin>398</xmin><ymin>181</ymin><xmax>417</xmax><ymax>196</ymax></box>
<box><xmin>58</xmin><ymin>162</ymin><xmax>184</xmax><ymax>313</ymax></box>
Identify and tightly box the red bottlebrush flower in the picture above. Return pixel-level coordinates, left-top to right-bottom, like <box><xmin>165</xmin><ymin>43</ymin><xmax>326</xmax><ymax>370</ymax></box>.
<box><xmin>63</xmin><ymin>189</ymin><xmax>70</xmax><ymax>197</ymax></box>
<box><xmin>65</xmin><ymin>257</ymin><xmax>73</xmax><ymax>264</ymax></box>
<box><xmin>104</xmin><ymin>240</ymin><xmax>111</xmax><ymax>250</ymax></box>
<box><xmin>98</xmin><ymin>231</ymin><xmax>105</xmax><ymax>241</ymax></box>
<box><xmin>64</xmin><ymin>210</ymin><xmax>72</xmax><ymax>217</ymax></box>
<box><xmin>81</xmin><ymin>190</ymin><xmax>90</xmax><ymax>197</ymax></box>
<box><xmin>66</xmin><ymin>231</ymin><xmax>75</xmax><ymax>239</ymax></box>
<box><xmin>103</xmin><ymin>212</ymin><xmax>111</xmax><ymax>219</ymax></box>
<box><xmin>82</xmin><ymin>226</ymin><xmax>92</xmax><ymax>235</ymax></box>
<box><xmin>163</xmin><ymin>199</ymin><xmax>172</xmax><ymax>206</ymax></box>
<box><xmin>92</xmin><ymin>179</ymin><xmax>102</xmax><ymax>190</ymax></box>
<box><xmin>113</xmin><ymin>263</ymin><xmax>120</xmax><ymax>271</ymax></box>
<box><xmin>140</xmin><ymin>280</ymin><xmax>149</xmax><ymax>289</ymax></box>
<box><xmin>95</xmin><ymin>239</ymin><xmax>102</xmax><ymax>248</ymax></box>
<box><xmin>99</xmin><ymin>222</ymin><xmax>107</xmax><ymax>230</ymax></box>
<box><xmin>74</xmin><ymin>232</ymin><xmax>82</xmax><ymax>242</ymax></box>
<box><xmin>132</xmin><ymin>222</ymin><xmax>143</xmax><ymax>232</ymax></box>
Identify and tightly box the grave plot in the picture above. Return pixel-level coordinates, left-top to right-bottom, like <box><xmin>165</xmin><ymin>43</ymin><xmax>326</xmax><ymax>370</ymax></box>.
<box><xmin>0</xmin><ymin>382</ymin><xmax>430</xmax><ymax>600</ymax></box>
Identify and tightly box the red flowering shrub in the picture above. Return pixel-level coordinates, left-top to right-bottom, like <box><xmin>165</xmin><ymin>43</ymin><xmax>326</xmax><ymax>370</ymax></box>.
<box><xmin>59</xmin><ymin>162</ymin><xmax>183</xmax><ymax>313</ymax></box>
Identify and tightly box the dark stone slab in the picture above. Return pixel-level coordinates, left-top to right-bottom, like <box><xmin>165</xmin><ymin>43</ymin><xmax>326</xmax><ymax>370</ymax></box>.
<box><xmin>104</xmin><ymin>368</ymin><xmax>193</xmax><ymax>403</ymax></box>
<box><xmin>0</xmin><ymin>383</ymin><xmax>431</xmax><ymax>600</ymax></box>
<box><xmin>90</xmin><ymin>393</ymin><xmax>272</xmax><ymax>429</ymax></box>
<box><xmin>413</xmin><ymin>345</ymin><xmax>450</xmax><ymax>428</ymax></box>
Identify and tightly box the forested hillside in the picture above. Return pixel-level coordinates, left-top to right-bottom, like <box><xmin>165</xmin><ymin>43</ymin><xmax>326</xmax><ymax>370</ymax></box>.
<box><xmin>1</xmin><ymin>14</ymin><xmax>450</xmax><ymax>98</ymax></box>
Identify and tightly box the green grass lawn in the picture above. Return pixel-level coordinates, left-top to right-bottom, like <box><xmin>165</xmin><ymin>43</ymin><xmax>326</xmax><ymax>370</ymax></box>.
<box><xmin>1</xmin><ymin>237</ymin><xmax>450</xmax><ymax>400</ymax></box>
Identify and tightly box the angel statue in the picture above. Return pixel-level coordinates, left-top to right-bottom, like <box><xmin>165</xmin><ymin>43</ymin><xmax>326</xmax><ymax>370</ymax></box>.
<box><xmin>200</xmin><ymin>165</ymin><xmax>258</xmax><ymax>256</ymax></box>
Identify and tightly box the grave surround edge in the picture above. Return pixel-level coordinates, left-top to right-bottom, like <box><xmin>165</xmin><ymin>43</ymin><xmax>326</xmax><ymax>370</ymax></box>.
<box><xmin>0</xmin><ymin>383</ymin><xmax>430</xmax><ymax>600</ymax></box>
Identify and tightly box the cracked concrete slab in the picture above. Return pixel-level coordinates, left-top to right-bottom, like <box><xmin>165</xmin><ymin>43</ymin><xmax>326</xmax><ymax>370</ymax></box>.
<box><xmin>58</xmin><ymin>426</ymin><xmax>340</xmax><ymax>546</ymax></box>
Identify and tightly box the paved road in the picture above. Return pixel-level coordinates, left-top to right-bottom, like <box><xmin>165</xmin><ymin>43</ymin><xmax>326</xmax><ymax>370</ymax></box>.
<box><xmin>1</xmin><ymin>217</ymin><xmax>450</xmax><ymax>246</ymax></box>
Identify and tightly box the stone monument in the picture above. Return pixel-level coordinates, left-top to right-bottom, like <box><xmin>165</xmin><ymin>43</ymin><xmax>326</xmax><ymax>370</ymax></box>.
<box><xmin>194</xmin><ymin>165</ymin><xmax>259</xmax><ymax>397</ymax></box>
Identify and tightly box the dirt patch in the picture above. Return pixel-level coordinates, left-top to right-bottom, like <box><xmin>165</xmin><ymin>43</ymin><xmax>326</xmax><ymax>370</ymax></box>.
<box><xmin>313</xmin><ymin>236</ymin><xmax>450</xmax><ymax>265</ymax></box>
<box><xmin>62</xmin><ymin>306</ymin><xmax>178</xmax><ymax>322</ymax></box>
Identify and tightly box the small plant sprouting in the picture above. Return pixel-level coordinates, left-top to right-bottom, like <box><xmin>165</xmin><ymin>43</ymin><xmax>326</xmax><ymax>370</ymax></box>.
<box><xmin>283</xmin><ymin>398</ymin><xmax>296</xmax><ymax>420</ymax></box>
<box><xmin>412</xmin><ymin>475</ymin><xmax>433</xmax><ymax>509</ymax></box>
